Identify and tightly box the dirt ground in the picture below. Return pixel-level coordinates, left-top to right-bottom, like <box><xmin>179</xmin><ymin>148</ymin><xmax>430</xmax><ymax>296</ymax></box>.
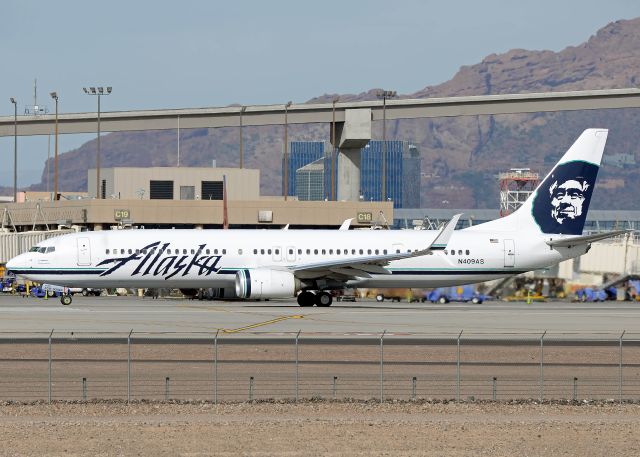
<box><xmin>0</xmin><ymin>401</ymin><xmax>639</xmax><ymax>456</ymax></box>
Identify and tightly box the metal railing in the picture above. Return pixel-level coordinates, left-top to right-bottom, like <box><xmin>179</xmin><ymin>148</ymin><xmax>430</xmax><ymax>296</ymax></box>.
<box><xmin>0</xmin><ymin>330</ymin><xmax>637</xmax><ymax>403</ymax></box>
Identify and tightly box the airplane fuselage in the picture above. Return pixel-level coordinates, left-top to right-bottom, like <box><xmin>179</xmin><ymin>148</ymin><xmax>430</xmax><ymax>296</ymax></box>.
<box><xmin>7</xmin><ymin>228</ymin><xmax>582</xmax><ymax>290</ymax></box>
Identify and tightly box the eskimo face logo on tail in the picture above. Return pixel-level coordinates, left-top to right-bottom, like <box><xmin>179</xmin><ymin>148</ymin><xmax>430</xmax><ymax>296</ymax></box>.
<box><xmin>532</xmin><ymin>161</ymin><xmax>599</xmax><ymax>235</ymax></box>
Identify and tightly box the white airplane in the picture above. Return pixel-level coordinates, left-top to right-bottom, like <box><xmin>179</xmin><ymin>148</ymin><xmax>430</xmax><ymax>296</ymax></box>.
<box><xmin>7</xmin><ymin>129</ymin><xmax>626</xmax><ymax>307</ymax></box>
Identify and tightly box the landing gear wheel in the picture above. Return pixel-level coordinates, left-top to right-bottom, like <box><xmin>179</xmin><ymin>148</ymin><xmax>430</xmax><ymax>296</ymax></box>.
<box><xmin>297</xmin><ymin>291</ymin><xmax>315</xmax><ymax>307</ymax></box>
<box><xmin>81</xmin><ymin>289</ymin><xmax>89</xmax><ymax>297</ymax></box>
<box><xmin>438</xmin><ymin>296</ymin><xmax>449</xmax><ymax>304</ymax></box>
<box><xmin>316</xmin><ymin>292</ymin><xmax>333</xmax><ymax>307</ymax></box>
<box><xmin>60</xmin><ymin>295</ymin><xmax>72</xmax><ymax>306</ymax></box>
<box><xmin>471</xmin><ymin>297</ymin><xmax>482</xmax><ymax>305</ymax></box>
<box><xmin>376</xmin><ymin>294</ymin><xmax>385</xmax><ymax>302</ymax></box>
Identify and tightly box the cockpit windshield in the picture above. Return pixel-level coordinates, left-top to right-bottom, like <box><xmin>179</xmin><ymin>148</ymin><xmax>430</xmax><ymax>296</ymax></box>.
<box><xmin>28</xmin><ymin>246</ymin><xmax>55</xmax><ymax>254</ymax></box>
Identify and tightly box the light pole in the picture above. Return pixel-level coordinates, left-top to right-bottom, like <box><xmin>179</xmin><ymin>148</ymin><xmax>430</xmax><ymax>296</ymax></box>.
<box><xmin>283</xmin><ymin>101</ymin><xmax>292</xmax><ymax>200</ymax></box>
<box><xmin>9</xmin><ymin>98</ymin><xmax>17</xmax><ymax>202</ymax></box>
<box><xmin>49</xmin><ymin>92</ymin><xmax>59</xmax><ymax>200</ymax></box>
<box><xmin>239</xmin><ymin>106</ymin><xmax>246</xmax><ymax>169</ymax></box>
<box><xmin>377</xmin><ymin>90</ymin><xmax>396</xmax><ymax>201</ymax></box>
<box><xmin>83</xmin><ymin>86</ymin><xmax>112</xmax><ymax>199</ymax></box>
<box><xmin>331</xmin><ymin>96</ymin><xmax>339</xmax><ymax>201</ymax></box>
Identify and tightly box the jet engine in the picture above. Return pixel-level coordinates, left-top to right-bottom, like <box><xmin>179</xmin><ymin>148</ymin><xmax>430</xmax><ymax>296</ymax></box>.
<box><xmin>235</xmin><ymin>269</ymin><xmax>299</xmax><ymax>299</ymax></box>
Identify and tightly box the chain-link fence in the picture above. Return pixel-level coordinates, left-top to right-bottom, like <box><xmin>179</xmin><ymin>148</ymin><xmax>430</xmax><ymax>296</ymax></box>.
<box><xmin>0</xmin><ymin>331</ymin><xmax>637</xmax><ymax>402</ymax></box>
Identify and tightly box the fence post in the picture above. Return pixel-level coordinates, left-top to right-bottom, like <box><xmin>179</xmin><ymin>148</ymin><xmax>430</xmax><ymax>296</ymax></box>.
<box><xmin>540</xmin><ymin>330</ymin><xmax>546</xmax><ymax>402</ymax></box>
<box><xmin>333</xmin><ymin>376</ymin><xmax>337</xmax><ymax>400</ymax></box>
<box><xmin>412</xmin><ymin>377</ymin><xmax>417</xmax><ymax>400</ymax></box>
<box><xmin>165</xmin><ymin>377</ymin><xmax>170</xmax><ymax>400</ymax></box>
<box><xmin>249</xmin><ymin>376</ymin><xmax>254</xmax><ymax>401</ymax></box>
<box><xmin>619</xmin><ymin>330</ymin><xmax>625</xmax><ymax>403</ymax></box>
<box><xmin>573</xmin><ymin>377</ymin><xmax>578</xmax><ymax>401</ymax></box>
<box><xmin>82</xmin><ymin>377</ymin><xmax>87</xmax><ymax>401</ymax></box>
<box><xmin>295</xmin><ymin>330</ymin><xmax>301</xmax><ymax>401</ymax></box>
<box><xmin>127</xmin><ymin>329</ymin><xmax>133</xmax><ymax>403</ymax></box>
<box><xmin>380</xmin><ymin>330</ymin><xmax>386</xmax><ymax>402</ymax></box>
<box><xmin>48</xmin><ymin>329</ymin><xmax>53</xmax><ymax>404</ymax></box>
<box><xmin>457</xmin><ymin>330</ymin><xmax>463</xmax><ymax>402</ymax></box>
<box><xmin>214</xmin><ymin>329</ymin><xmax>219</xmax><ymax>404</ymax></box>
<box><xmin>493</xmin><ymin>377</ymin><xmax>497</xmax><ymax>401</ymax></box>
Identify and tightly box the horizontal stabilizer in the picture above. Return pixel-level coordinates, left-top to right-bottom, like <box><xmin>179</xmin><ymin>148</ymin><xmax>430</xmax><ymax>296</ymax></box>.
<box><xmin>546</xmin><ymin>229</ymin><xmax>630</xmax><ymax>248</ymax></box>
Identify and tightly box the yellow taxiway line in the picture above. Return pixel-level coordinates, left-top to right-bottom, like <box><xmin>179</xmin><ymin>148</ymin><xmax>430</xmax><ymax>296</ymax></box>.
<box><xmin>221</xmin><ymin>315</ymin><xmax>304</xmax><ymax>334</ymax></box>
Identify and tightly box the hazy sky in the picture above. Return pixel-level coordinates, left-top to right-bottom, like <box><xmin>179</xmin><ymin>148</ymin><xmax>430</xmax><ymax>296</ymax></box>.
<box><xmin>1</xmin><ymin>0</ymin><xmax>639</xmax><ymax>188</ymax></box>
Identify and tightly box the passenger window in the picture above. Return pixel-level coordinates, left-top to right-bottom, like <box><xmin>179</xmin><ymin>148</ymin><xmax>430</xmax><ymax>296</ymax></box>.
<box><xmin>253</xmin><ymin>249</ymin><xmax>258</xmax><ymax>255</ymax></box>
<box><xmin>261</xmin><ymin>249</ymin><xmax>265</xmax><ymax>255</ymax></box>
<box><xmin>238</xmin><ymin>249</ymin><xmax>243</xmax><ymax>255</ymax></box>
<box><xmin>322</xmin><ymin>249</ymin><xmax>326</xmax><ymax>255</ymax></box>
<box><xmin>314</xmin><ymin>249</ymin><xmax>318</xmax><ymax>255</ymax></box>
<box><xmin>191</xmin><ymin>249</ymin><xmax>195</xmax><ymax>254</ymax></box>
<box><xmin>337</xmin><ymin>249</ymin><xmax>341</xmax><ymax>255</ymax></box>
<box><xmin>135</xmin><ymin>249</ymin><xmax>140</xmax><ymax>254</ymax></box>
<box><xmin>458</xmin><ymin>250</ymin><xmax>463</xmax><ymax>255</ymax></box>
<box><xmin>306</xmin><ymin>249</ymin><xmax>310</xmax><ymax>255</ymax></box>
<box><xmin>451</xmin><ymin>251</ymin><xmax>455</xmax><ymax>256</ymax></box>
<box><xmin>367</xmin><ymin>249</ymin><xmax>372</xmax><ymax>255</ymax></box>
<box><xmin>222</xmin><ymin>249</ymin><xmax>226</xmax><ymax>254</ymax></box>
<box><xmin>268</xmin><ymin>249</ymin><xmax>272</xmax><ymax>255</ymax></box>
<box><xmin>121</xmin><ymin>249</ymin><xmax>125</xmax><ymax>255</ymax></box>
<box><xmin>214</xmin><ymin>249</ymin><xmax>218</xmax><ymax>254</ymax></box>
<box><xmin>297</xmin><ymin>249</ymin><xmax>302</xmax><ymax>255</ymax></box>
<box><xmin>396</xmin><ymin>249</ymin><xmax>400</xmax><ymax>254</ymax></box>
<box><xmin>352</xmin><ymin>249</ymin><xmax>356</xmax><ymax>254</ymax></box>
<box><xmin>329</xmin><ymin>249</ymin><xmax>333</xmax><ymax>255</ymax></box>
<box><xmin>142</xmin><ymin>249</ymin><xmax>147</xmax><ymax>255</ymax></box>
<box><xmin>383</xmin><ymin>249</ymin><xmax>387</xmax><ymax>255</ymax></box>
<box><xmin>106</xmin><ymin>249</ymin><xmax>110</xmax><ymax>254</ymax></box>
<box><xmin>359</xmin><ymin>249</ymin><xmax>363</xmax><ymax>254</ymax></box>
<box><xmin>183</xmin><ymin>249</ymin><xmax>187</xmax><ymax>255</ymax></box>
<box><xmin>128</xmin><ymin>249</ymin><xmax>132</xmax><ymax>255</ymax></box>
<box><xmin>466</xmin><ymin>250</ymin><xmax>470</xmax><ymax>255</ymax></box>
<box><xmin>206</xmin><ymin>249</ymin><xmax>210</xmax><ymax>255</ymax></box>
<box><xmin>375</xmin><ymin>249</ymin><xmax>379</xmax><ymax>255</ymax></box>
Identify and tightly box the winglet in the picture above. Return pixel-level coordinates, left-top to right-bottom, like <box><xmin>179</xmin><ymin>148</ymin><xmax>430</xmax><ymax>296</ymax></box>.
<box><xmin>430</xmin><ymin>213</ymin><xmax>462</xmax><ymax>250</ymax></box>
<box><xmin>339</xmin><ymin>218</ymin><xmax>353</xmax><ymax>231</ymax></box>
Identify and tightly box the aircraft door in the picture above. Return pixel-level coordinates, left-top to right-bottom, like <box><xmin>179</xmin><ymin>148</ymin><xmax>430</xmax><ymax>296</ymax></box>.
<box><xmin>77</xmin><ymin>237</ymin><xmax>92</xmax><ymax>266</ymax></box>
<box><xmin>503</xmin><ymin>239</ymin><xmax>515</xmax><ymax>267</ymax></box>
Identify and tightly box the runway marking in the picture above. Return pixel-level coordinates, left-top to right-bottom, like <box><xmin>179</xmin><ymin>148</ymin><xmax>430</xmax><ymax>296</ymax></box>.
<box><xmin>221</xmin><ymin>315</ymin><xmax>304</xmax><ymax>334</ymax></box>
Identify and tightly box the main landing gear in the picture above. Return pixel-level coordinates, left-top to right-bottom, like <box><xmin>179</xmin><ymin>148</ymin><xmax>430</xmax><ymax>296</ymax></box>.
<box><xmin>297</xmin><ymin>291</ymin><xmax>333</xmax><ymax>307</ymax></box>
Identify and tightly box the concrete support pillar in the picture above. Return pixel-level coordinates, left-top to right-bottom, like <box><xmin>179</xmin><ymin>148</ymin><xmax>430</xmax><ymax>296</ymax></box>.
<box><xmin>334</xmin><ymin>108</ymin><xmax>371</xmax><ymax>201</ymax></box>
<box><xmin>337</xmin><ymin>149</ymin><xmax>361</xmax><ymax>201</ymax></box>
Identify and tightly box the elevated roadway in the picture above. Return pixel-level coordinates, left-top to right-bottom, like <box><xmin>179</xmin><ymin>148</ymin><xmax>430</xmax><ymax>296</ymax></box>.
<box><xmin>2</xmin><ymin>89</ymin><xmax>640</xmax><ymax>137</ymax></box>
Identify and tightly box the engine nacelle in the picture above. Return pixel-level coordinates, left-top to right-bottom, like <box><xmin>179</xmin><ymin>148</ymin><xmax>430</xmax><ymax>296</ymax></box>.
<box><xmin>235</xmin><ymin>269</ymin><xmax>299</xmax><ymax>299</ymax></box>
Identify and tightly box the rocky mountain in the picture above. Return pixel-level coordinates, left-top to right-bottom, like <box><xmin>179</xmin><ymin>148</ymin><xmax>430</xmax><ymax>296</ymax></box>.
<box><xmin>30</xmin><ymin>18</ymin><xmax>640</xmax><ymax>209</ymax></box>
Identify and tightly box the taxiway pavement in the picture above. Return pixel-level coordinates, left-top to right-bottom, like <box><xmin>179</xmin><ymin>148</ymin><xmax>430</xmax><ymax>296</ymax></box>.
<box><xmin>0</xmin><ymin>294</ymin><xmax>637</xmax><ymax>337</ymax></box>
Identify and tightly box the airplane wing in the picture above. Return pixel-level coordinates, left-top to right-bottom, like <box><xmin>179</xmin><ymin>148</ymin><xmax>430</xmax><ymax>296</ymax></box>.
<box><xmin>289</xmin><ymin>214</ymin><xmax>461</xmax><ymax>279</ymax></box>
<box><xmin>546</xmin><ymin>229</ymin><xmax>630</xmax><ymax>248</ymax></box>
